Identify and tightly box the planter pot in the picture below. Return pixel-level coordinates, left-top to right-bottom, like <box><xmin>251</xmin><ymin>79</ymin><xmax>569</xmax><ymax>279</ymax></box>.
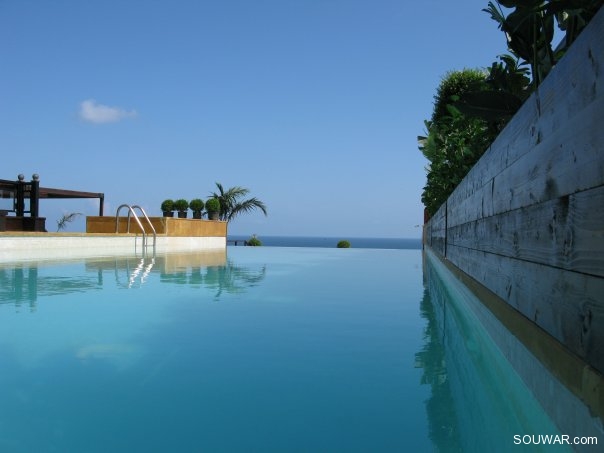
<box><xmin>177</xmin><ymin>211</ymin><xmax>188</xmax><ymax>219</ymax></box>
<box><xmin>192</xmin><ymin>211</ymin><xmax>202</xmax><ymax>219</ymax></box>
<box><xmin>208</xmin><ymin>211</ymin><xmax>219</xmax><ymax>221</ymax></box>
<box><xmin>162</xmin><ymin>211</ymin><xmax>174</xmax><ymax>218</ymax></box>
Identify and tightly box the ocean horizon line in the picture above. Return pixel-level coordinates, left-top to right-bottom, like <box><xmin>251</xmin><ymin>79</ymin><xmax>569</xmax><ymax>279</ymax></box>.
<box><xmin>227</xmin><ymin>234</ymin><xmax>422</xmax><ymax>250</ymax></box>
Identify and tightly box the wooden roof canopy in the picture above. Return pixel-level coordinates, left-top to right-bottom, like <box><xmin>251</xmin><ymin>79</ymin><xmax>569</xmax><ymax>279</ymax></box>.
<box><xmin>0</xmin><ymin>174</ymin><xmax>105</xmax><ymax>216</ymax></box>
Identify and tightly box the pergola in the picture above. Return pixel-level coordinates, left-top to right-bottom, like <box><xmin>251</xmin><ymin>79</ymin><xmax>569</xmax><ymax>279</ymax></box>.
<box><xmin>0</xmin><ymin>174</ymin><xmax>104</xmax><ymax>231</ymax></box>
<box><xmin>37</xmin><ymin>187</ymin><xmax>105</xmax><ymax>216</ymax></box>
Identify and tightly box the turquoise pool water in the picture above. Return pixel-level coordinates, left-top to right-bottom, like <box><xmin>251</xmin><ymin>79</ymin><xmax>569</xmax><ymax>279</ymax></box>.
<box><xmin>0</xmin><ymin>247</ymin><xmax>586</xmax><ymax>451</ymax></box>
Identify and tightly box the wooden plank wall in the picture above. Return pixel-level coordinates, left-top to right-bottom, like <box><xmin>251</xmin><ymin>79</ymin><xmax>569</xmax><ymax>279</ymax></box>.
<box><xmin>424</xmin><ymin>7</ymin><xmax>604</xmax><ymax>374</ymax></box>
<box><xmin>425</xmin><ymin>202</ymin><xmax>447</xmax><ymax>257</ymax></box>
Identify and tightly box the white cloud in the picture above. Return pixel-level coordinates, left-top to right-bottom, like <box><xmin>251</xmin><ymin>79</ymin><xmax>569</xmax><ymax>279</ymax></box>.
<box><xmin>79</xmin><ymin>99</ymin><xmax>137</xmax><ymax>124</ymax></box>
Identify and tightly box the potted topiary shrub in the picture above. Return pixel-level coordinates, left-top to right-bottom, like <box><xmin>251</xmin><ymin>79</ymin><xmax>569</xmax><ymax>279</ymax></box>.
<box><xmin>161</xmin><ymin>199</ymin><xmax>175</xmax><ymax>217</ymax></box>
<box><xmin>205</xmin><ymin>197</ymin><xmax>220</xmax><ymax>221</ymax></box>
<box><xmin>189</xmin><ymin>198</ymin><xmax>204</xmax><ymax>219</ymax></box>
<box><xmin>174</xmin><ymin>199</ymin><xmax>189</xmax><ymax>218</ymax></box>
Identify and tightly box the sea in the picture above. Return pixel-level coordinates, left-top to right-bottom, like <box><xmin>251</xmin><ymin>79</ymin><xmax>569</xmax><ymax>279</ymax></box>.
<box><xmin>227</xmin><ymin>235</ymin><xmax>422</xmax><ymax>249</ymax></box>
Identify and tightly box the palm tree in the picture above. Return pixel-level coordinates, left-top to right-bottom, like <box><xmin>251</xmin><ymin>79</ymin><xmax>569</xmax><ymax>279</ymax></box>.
<box><xmin>210</xmin><ymin>182</ymin><xmax>267</xmax><ymax>222</ymax></box>
<box><xmin>56</xmin><ymin>212</ymin><xmax>82</xmax><ymax>232</ymax></box>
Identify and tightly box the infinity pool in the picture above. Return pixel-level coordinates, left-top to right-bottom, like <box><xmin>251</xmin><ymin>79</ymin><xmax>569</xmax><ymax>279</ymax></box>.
<box><xmin>0</xmin><ymin>247</ymin><xmax>596</xmax><ymax>451</ymax></box>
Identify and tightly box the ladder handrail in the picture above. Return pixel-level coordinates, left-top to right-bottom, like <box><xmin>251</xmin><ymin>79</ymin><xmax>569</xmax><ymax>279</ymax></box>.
<box><xmin>115</xmin><ymin>203</ymin><xmax>149</xmax><ymax>249</ymax></box>
<box><xmin>132</xmin><ymin>205</ymin><xmax>157</xmax><ymax>252</ymax></box>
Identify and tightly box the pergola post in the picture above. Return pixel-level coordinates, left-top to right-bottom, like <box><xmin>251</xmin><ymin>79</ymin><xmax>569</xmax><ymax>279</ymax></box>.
<box><xmin>30</xmin><ymin>174</ymin><xmax>40</xmax><ymax>218</ymax></box>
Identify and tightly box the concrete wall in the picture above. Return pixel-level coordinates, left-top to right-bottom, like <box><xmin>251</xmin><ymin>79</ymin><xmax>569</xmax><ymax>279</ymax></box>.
<box><xmin>424</xmin><ymin>7</ymin><xmax>604</xmax><ymax>374</ymax></box>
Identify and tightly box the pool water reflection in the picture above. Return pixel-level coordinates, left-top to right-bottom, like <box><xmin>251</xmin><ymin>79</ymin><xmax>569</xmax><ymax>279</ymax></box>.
<box><xmin>0</xmin><ymin>247</ymin><xmax>599</xmax><ymax>452</ymax></box>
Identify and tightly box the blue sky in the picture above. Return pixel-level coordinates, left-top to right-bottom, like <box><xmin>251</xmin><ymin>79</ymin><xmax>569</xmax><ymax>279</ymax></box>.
<box><xmin>1</xmin><ymin>0</ymin><xmax>507</xmax><ymax>238</ymax></box>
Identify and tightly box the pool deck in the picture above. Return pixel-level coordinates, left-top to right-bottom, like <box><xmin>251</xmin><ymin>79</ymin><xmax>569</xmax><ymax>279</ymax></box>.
<box><xmin>0</xmin><ymin>232</ymin><xmax>226</xmax><ymax>262</ymax></box>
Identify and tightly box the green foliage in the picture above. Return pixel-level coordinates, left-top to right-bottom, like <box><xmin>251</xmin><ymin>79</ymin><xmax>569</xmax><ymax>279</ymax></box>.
<box><xmin>422</xmin><ymin>111</ymin><xmax>495</xmax><ymax>216</ymax></box>
<box><xmin>210</xmin><ymin>182</ymin><xmax>268</xmax><ymax>222</ymax></box>
<box><xmin>484</xmin><ymin>0</ymin><xmax>556</xmax><ymax>87</ymax></box>
<box><xmin>189</xmin><ymin>198</ymin><xmax>204</xmax><ymax>212</ymax></box>
<box><xmin>454</xmin><ymin>53</ymin><xmax>531</xmax><ymax>127</ymax></box>
<box><xmin>247</xmin><ymin>235</ymin><xmax>262</xmax><ymax>246</ymax></box>
<box><xmin>431</xmin><ymin>69</ymin><xmax>488</xmax><ymax>126</ymax></box>
<box><xmin>337</xmin><ymin>240</ymin><xmax>351</xmax><ymax>248</ymax></box>
<box><xmin>161</xmin><ymin>199</ymin><xmax>174</xmax><ymax>212</ymax></box>
<box><xmin>484</xmin><ymin>0</ymin><xmax>603</xmax><ymax>88</ymax></box>
<box><xmin>486</xmin><ymin>54</ymin><xmax>531</xmax><ymax>98</ymax></box>
<box><xmin>174</xmin><ymin>199</ymin><xmax>189</xmax><ymax>211</ymax></box>
<box><xmin>456</xmin><ymin>1</ymin><xmax>601</xmax><ymax>127</ymax></box>
<box><xmin>56</xmin><ymin>212</ymin><xmax>82</xmax><ymax>232</ymax></box>
<box><xmin>420</xmin><ymin>70</ymin><xmax>499</xmax><ymax>217</ymax></box>
<box><xmin>205</xmin><ymin>197</ymin><xmax>220</xmax><ymax>212</ymax></box>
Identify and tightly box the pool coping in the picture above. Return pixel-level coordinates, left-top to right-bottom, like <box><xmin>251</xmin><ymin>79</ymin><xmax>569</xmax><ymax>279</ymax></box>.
<box><xmin>0</xmin><ymin>232</ymin><xmax>226</xmax><ymax>262</ymax></box>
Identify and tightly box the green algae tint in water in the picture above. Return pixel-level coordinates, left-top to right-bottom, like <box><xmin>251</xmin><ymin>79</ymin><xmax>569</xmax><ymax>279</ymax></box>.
<box><xmin>0</xmin><ymin>247</ymin><xmax>564</xmax><ymax>452</ymax></box>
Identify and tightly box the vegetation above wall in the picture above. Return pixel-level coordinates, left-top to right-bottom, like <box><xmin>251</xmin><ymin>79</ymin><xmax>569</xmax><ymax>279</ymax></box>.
<box><xmin>419</xmin><ymin>0</ymin><xmax>603</xmax><ymax>218</ymax></box>
<box><xmin>159</xmin><ymin>183</ymin><xmax>267</xmax><ymax>222</ymax></box>
<box><xmin>456</xmin><ymin>0</ymin><xmax>603</xmax><ymax>123</ymax></box>
<box><xmin>419</xmin><ymin>69</ymin><xmax>500</xmax><ymax>216</ymax></box>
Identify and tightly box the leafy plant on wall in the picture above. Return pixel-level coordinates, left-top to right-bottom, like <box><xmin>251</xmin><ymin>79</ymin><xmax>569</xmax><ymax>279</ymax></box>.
<box><xmin>454</xmin><ymin>53</ymin><xmax>531</xmax><ymax>127</ymax></box>
<box><xmin>486</xmin><ymin>0</ymin><xmax>602</xmax><ymax>86</ymax></box>
<box><xmin>420</xmin><ymin>1</ymin><xmax>603</xmax><ymax>217</ymax></box>
<box><xmin>455</xmin><ymin>0</ymin><xmax>603</xmax><ymax>124</ymax></box>
<box><xmin>419</xmin><ymin>69</ymin><xmax>498</xmax><ymax>216</ymax></box>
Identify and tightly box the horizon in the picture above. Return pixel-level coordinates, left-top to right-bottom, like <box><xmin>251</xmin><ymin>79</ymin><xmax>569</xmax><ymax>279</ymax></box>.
<box><xmin>227</xmin><ymin>233</ymin><xmax>422</xmax><ymax>239</ymax></box>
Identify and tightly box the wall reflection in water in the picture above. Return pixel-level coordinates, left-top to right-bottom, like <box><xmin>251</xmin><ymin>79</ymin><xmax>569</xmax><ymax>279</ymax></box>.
<box><xmin>154</xmin><ymin>252</ymin><xmax>266</xmax><ymax>299</ymax></box>
<box><xmin>418</xmin><ymin>249</ymin><xmax>603</xmax><ymax>452</ymax></box>
<box><xmin>0</xmin><ymin>265</ymin><xmax>101</xmax><ymax>312</ymax></box>
<box><xmin>0</xmin><ymin>249</ymin><xmax>267</xmax><ymax>308</ymax></box>
<box><xmin>415</xmin><ymin>286</ymin><xmax>462</xmax><ymax>451</ymax></box>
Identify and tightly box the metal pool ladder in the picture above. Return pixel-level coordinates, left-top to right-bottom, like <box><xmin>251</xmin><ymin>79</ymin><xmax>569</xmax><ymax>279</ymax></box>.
<box><xmin>115</xmin><ymin>204</ymin><xmax>157</xmax><ymax>254</ymax></box>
